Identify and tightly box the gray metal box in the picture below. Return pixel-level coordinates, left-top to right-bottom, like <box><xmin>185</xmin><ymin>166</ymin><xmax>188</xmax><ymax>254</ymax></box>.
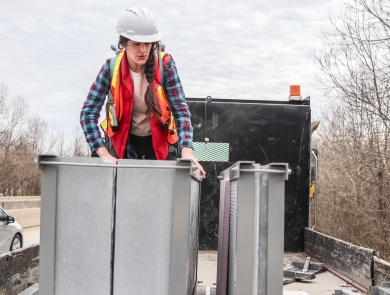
<box><xmin>38</xmin><ymin>156</ymin><xmax>201</xmax><ymax>295</ymax></box>
<box><xmin>216</xmin><ymin>162</ymin><xmax>289</xmax><ymax>295</ymax></box>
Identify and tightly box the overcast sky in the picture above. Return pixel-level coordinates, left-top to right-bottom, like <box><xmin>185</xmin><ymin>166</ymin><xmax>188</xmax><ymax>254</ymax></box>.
<box><xmin>0</xmin><ymin>0</ymin><xmax>344</xmax><ymax>133</ymax></box>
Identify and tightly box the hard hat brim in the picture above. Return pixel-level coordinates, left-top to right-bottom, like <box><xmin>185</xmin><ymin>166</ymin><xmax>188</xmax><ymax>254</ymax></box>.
<box><xmin>119</xmin><ymin>32</ymin><xmax>162</xmax><ymax>43</ymax></box>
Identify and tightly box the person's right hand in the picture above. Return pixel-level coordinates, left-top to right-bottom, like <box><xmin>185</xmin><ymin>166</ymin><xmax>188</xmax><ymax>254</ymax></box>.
<box><xmin>96</xmin><ymin>147</ymin><xmax>118</xmax><ymax>164</ymax></box>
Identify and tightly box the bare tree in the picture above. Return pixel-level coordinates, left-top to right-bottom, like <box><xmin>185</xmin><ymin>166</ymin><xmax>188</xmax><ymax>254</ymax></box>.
<box><xmin>27</xmin><ymin>115</ymin><xmax>49</xmax><ymax>155</ymax></box>
<box><xmin>69</xmin><ymin>127</ymin><xmax>90</xmax><ymax>157</ymax></box>
<box><xmin>314</xmin><ymin>0</ymin><xmax>390</xmax><ymax>260</ymax></box>
<box><xmin>0</xmin><ymin>84</ymin><xmax>92</xmax><ymax>196</ymax></box>
<box><xmin>314</xmin><ymin>101</ymin><xmax>390</xmax><ymax>260</ymax></box>
<box><xmin>54</xmin><ymin>131</ymin><xmax>67</xmax><ymax>157</ymax></box>
<box><xmin>316</xmin><ymin>0</ymin><xmax>390</xmax><ymax>127</ymax></box>
<box><xmin>0</xmin><ymin>86</ymin><xmax>29</xmax><ymax>196</ymax></box>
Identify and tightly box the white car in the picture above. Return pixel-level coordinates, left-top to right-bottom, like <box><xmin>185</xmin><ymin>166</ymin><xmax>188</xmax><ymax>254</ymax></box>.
<box><xmin>0</xmin><ymin>206</ymin><xmax>23</xmax><ymax>254</ymax></box>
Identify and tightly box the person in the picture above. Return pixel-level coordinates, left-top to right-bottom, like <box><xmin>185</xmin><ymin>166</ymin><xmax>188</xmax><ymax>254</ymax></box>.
<box><xmin>80</xmin><ymin>7</ymin><xmax>206</xmax><ymax>178</ymax></box>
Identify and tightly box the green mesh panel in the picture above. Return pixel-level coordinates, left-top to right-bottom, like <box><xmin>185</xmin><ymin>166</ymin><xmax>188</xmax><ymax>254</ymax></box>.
<box><xmin>193</xmin><ymin>142</ymin><xmax>229</xmax><ymax>162</ymax></box>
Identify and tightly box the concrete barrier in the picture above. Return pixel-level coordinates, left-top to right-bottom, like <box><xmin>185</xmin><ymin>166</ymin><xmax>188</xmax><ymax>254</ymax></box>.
<box><xmin>0</xmin><ymin>196</ymin><xmax>40</xmax><ymax>199</ymax></box>
<box><xmin>6</xmin><ymin>209</ymin><xmax>41</xmax><ymax>228</ymax></box>
<box><xmin>0</xmin><ymin>196</ymin><xmax>41</xmax><ymax>202</ymax></box>
<box><xmin>0</xmin><ymin>200</ymin><xmax>41</xmax><ymax>210</ymax></box>
<box><xmin>0</xmin><ymin>197</ymin><xmax>41</xmax><ymax>229</ymax></box>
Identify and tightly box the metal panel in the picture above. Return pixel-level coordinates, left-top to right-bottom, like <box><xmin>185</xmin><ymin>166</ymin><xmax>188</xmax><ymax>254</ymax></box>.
<box><xmin>38</xmin><ymin>157</ymin><xmax>201</xmax><ymax>295</ymax></box>
<box><xmin>187</xmin><ymin>178</ymin><xmax>201</xmax><ymax>294</ymax></box>
<box><xmin>38</xmin><ymin>156</ymin><xmax>114</xmax><ymax>295</ymax></box>
<box><xmin>114</xmin><ymin>160</ymin><xmax>174</xmax><ymax>294</ymax></box>
<box><xmin>265</xmin><ymin>168</ymin><xmax>285</xmax><ymax>295</ymax></box>
<box><xmin>38</xmin><ymin>155</ymin><xmax>57</xmax><ymax>295</ymax></box>
<box><xmin>235</xmin><ymin>166</ymin><xmax>259</xmax><ymax>295</ymax></box>
<box><xmin>228</xmin><ymin>180</ymin><xmax>238</xmax><ymax>295</ymax></box>
<box><xmin>55</xmin><ymin>157</ymin><xmax>114</xmax><ymax>295</ymax></box>
<box><xmin>113</xmin><ymin>159</ymin><xmax>200</xmax><ymax>295</ymax></box>
<box><xmin>258</xmin><ymin>172</ymin><xmax>269</xmax><ymax>295</ymax></box>
<box><xmin>216</xmin><ymin>180</ymin><xmax>231</xmax><ymax>295</ymax></box>
<box><xmin>170</xmin><ymin>163</ymin><xmax>193</xmax><ymax>295</ymax></box>
<box><xmin>218</xmin><ymin>162</ymin><xmax>288</xmax><ymax>295</ymax></box>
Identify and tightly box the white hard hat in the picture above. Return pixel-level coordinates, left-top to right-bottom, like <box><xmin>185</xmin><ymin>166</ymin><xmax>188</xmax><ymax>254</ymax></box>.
<box><xmin>116</xmin><ymin>7</ymin><xmax>162</xmax><ymax>42</ymax></box>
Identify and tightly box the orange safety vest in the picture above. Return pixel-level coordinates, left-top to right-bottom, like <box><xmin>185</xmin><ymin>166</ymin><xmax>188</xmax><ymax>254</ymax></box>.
<box><xmin>100</xmin><ymin>50</ymin><xmax>178</xmax><ymax>159</ymax></box>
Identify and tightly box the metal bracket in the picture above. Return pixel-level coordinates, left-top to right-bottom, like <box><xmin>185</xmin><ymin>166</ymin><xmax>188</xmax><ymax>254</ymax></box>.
<box><xmin>302</xmin><ymin>257</ymin><xmax>310</xmax><ymax>272</ymax></box>
<box><xmin>268</xmin><ymin>163</ymin><xmax>291</xmax><ymax>180</ymax></box>
<box><xmin>228</xmin><ymin>161</ymin><xmax>255</xmax><ymax>180</ymax></box>
<box><xmin>334</xmin><ymin>289</ymin><xmax>361</xmax><ymax>295</ymax></box>
<box><xmin>283</xmin><ymin>269</ymin><xmax>316</xmax><ymax>280</ymax></box>
<box><xmin>225</xmin><ymin>162</ymin><xmax>290</xmax><ymax>181</ymax></box>
<box><xmin>36</xmin><ymin>154</ymin><xmax>57</xmax><ymax>170</ymax></box>
<box><xmin>36</xmin><ymin>156</ymin><xmax>198</xmax><ymax>181</ymax></box>
<box><xmin>177</xmin><ymin>158</ymin><xmax>202</xmax><ymax>181</ymax></box>
<box><xmin>284</xmin><ymin>259</ymin><xmax>324</xmax><ymax>282</ymax></box>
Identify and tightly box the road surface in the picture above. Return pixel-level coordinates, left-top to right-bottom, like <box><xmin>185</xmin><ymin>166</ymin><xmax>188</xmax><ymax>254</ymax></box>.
<box><xmin>23</xmin><ymin>226</ymin><xmax>40</xmax><ymax>247</ymax></box>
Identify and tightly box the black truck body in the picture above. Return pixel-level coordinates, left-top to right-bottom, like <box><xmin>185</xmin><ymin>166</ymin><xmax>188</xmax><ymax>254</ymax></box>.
<box><xmin>187</xmin><ymin>97</ymin><xmax>311</xmax><ymax>252</ymax></box>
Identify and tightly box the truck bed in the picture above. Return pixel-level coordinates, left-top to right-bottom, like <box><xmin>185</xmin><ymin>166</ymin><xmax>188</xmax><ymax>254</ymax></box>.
<box><xmin>197</xmin><ymin>251</ymin><xmax>365</xmax><ymax>295</ymax></box>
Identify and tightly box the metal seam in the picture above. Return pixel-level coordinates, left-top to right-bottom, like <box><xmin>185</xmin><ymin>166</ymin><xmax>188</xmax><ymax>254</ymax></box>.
<box><xmin>239</xmin><ymin>169</ymin><xmax>287</xmax><ymax>173</ymax></box>
<box><xmin>38</xmin><ymin>161</ymin><xmax>191</xmax><ymax>169</ymax></box>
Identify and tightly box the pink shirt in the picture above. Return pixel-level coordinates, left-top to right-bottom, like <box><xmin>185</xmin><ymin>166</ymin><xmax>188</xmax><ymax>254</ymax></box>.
<box><xmin>130</xmin><ymin>69</ymin><xmax>151</xmax><ymax>136</ymax></box>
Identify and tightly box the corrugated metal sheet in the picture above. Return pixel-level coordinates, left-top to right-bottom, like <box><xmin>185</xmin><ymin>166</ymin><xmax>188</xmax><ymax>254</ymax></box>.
<box><xmin>228</xmin><ymin>180</ymin><xmax>238</xmax><ymax>295</ymax></box>
<box><xmin>187</xmin><ymin>179</ymin><xmax>201</xmax><ymax>295</ymax></box>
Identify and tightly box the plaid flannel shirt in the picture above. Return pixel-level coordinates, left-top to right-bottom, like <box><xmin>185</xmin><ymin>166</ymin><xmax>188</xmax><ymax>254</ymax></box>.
<box><xmin>80</xmin><ymin>55</ymin><xmax>194</xmax><ymax>159</ymax></box>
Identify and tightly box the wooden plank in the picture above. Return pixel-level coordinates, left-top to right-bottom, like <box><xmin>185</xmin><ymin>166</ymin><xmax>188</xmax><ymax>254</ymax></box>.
<box><xmin>0</xmin><ymin>245</ymin><xmax>39</xmax><ymax>294</ymax></box>
<box><xmin>305</xmin><ymin>228</ymin><xmax>374</xmax><ymax>290</ymax></box>
<box><xmin>283</xmin><ymin>277</ymin><xmax>296</xmax><ymax>284</ymax></box>
<box><xmin>374</xmin><ymin>256</ymin><xmax>390</xmax><ymax>286</ymax></box>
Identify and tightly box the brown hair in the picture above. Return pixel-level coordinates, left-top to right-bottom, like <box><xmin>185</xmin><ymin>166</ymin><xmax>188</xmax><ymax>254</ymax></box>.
<box><xmin>118</xmin><ymin>36</ymin><xmax>162</xmax><ymax>121</ymax></box>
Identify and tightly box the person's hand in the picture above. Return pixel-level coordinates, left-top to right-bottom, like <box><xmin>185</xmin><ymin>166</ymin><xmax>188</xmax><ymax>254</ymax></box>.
<box><xmin>96</xmin><ymin>147</ymin><xmax>118</xmax><ymax>164</ymax></box>
<box><xmin>181</xmin><ymin>147</ymin><xmax>206</xmax><ymax>178</ymax></box>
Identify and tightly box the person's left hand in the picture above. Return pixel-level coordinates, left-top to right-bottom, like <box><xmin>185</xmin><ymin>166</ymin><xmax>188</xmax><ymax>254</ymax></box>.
<box><xmin>181</xmin><ymin>147</ymin><xmax>206</xmax><ymax>178</ymax></box>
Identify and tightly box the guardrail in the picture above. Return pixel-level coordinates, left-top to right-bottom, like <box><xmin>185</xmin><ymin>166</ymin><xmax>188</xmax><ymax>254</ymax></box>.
<box><xmin>0</xmin><ymin>197</ymin><xmax>41</xmax><ymax>228</ymax></box>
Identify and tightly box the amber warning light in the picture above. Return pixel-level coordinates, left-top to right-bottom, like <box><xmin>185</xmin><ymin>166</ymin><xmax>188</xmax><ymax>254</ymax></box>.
<box><xmin>289</xmin><ymin>85</ymin><xmax>302</xmax><ymax>101</ymax></box>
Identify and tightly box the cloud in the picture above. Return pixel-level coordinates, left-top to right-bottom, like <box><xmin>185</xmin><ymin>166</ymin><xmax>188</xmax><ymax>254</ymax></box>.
<box><xmin>0</xmin><ymin>0</ymin><xmax>344</xmax><ymax>132</ymax></box>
